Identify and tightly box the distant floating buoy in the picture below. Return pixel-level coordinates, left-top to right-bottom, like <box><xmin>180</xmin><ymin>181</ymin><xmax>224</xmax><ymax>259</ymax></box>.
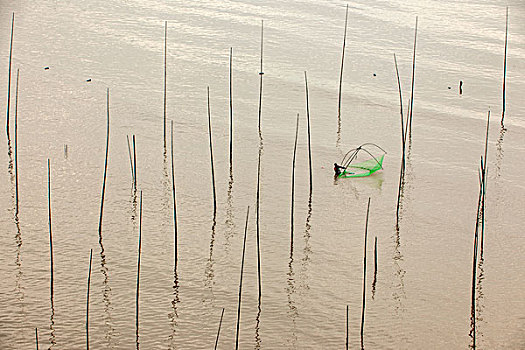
<box><xmin>459</xmin><ymin>80</ymin><xmax>463</xmax><ymax>95</ymax></box>
<box><xmin>373</xmin><ymin>73</ymin><xmax>376</xmax><ymax>77</ymax></box>
<box><xmin>44</xmin><ymin>67</ymin><xmax>49</xmax><ymax>70</ymax></box>
<box><xmin>259</xmin><ymin>72</ymin><xmax>264</xmax><ymax>75</ymax></box>
<box><xmin>448</xmin><ymin>86</ymin><xmax>451</xmax><ymax>89</ymax></box>
<box><xmin>86</xmin><ymin>78</ymin><xmax>91</xmax><ymax>82</ymax></box>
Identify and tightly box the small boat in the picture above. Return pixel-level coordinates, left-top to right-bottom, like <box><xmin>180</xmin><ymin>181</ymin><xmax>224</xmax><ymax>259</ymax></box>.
<box><xmin>337</xmin><ymin>143</ymin><xmax>386</xmax><ymax>178</ymax></box>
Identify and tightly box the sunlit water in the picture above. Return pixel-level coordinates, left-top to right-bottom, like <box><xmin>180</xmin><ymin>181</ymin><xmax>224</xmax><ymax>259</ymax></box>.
<box><xmin>0</xmin><ymin>0</ymin><xmax>524</xmax><ymax>349</ymax></box>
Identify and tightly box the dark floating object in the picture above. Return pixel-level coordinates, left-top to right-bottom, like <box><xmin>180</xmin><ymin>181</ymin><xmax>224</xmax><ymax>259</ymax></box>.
<box><xmin>44</xmin><ymin>67</ymin><xmax>50</xmax><ymax>70</ymax></box>
<box><xmin>459</xmin><ymin>80</ymin><xmax>463</xmax><ymax>95</ymax></box>
<box><xmin>86</xmin><ymin>78</ymin><xmax>91</xmax><ymax>82</ymax></box>
<box><xmin>448</xmin><ymin>86</ymin><xmax>451</xmax><ymax>89</ymax></box>
<box><xmin>373</xmin><ymin>73</ymin><xmax>376</xmax><ymax>76</ymax></box>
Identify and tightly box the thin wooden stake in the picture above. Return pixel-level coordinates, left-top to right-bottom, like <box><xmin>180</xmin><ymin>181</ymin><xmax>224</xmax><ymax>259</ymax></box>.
<box><xmin>290</xmin><ymin>113</ymin><xmax>300</xmax><ymax>251</ymax></box>
<box><xmin>345</xmin><ymin>305</ymin><xmax>349</xmax><ymax>350</ymax></box>
<box><xmin>394</xmin><ymin>54</ymin><xmax>408</xmax><ymax>226</ymax></box>
<box><xmin>255</xmin><ymin>22</ymin><xmax>264</xmax><ymax>301</ymax></box>
<box><xmin>47</xmin><ymin>159</ymin><xmax>54</xmax><ymax>300</ymax></box>
<box><xmin>229</xmin><ymin>47</ymin><xmax>233</xmax><ymax>173</ymax></box>
<box><xmin>207</xmin><ymin>86</ymin><xmax>217</xmax><ymax>216</ymax></box>
<box><xmin>235</xmin><ymin>206</ymin><xmax>250</xmax><ymax>350</ymax></box>
<box><xmin>394</xmin><ymin>55</ymin><xmax>408</xmax><ymax>225</ymax></box>
<box><xmin>480</xmin><ymin>111</ymin><xmax>490</xmax><ymax>254</ymax></box>
<box><xmin>501</xmin><ymin>7</ymin><xmax>508</xmax><ymax>126</ymax></box>
<box><xmin>257</xmin><ymin>20</ymin><xmax>264</xmax><ymax>142</ymax></box>
<box><xmin>304</xmin><ymin>71</ymin><xmax>313</xmax><ymax>193</ymax></box>
<box><xmin>136</xmin><ymin>191</ymin><xmax>143</xmax><ymax>346</ymax></box>
<box><xmin>470</xmin><ymin>163</ymin><xmax>483</xmax><ymax>349</ymax></box>
<box><xmin>360</xmin><ymin>198</ymin><xmax>371</xmax><ymax>350</ymax></box>
<box><xmin>98</xmin><ymin>89</ymin><xmax>110</xmax><ymax>238</ymax></box>
<box><xmin>126</xmin><ymin>135</ymin><xmax>135</xmax><ymax>186</ymax></box>
<box><xmin>393</xmin><ymin>54</ymin><xmax>406</xmax><ymax>159</ymax></box>
<box><xmin>163</xmin><ymin>21</ymin><xmax>168</xmax><ymax>150</ymax></box>
<box><xmin>133</xmin><ymin>134</ymin><xmax>137</xmax><ymax>190</ymax></box>
<box><xmin>374</xmin><ymin>236</ymin><xmax>378</xmax><ymax>278</ymax></box>
<box><xmin>408</xmin><ymin>17</ymin><xmax>418</xmax><ymax>137</ymax></box>
<box><xmin>372</xmin><ymin>236</ymin><xmax>378</xmax><ymax>299</ymax></box>
<box><xmin>14</xmin><ymin>68</ymin><xmax>19</xmax><ymax>216</ymax></box>
<box><xmin>337</xmin><ymin>4</ymin><xmax>349</xmax><ymax>141</ymax></box>
<box><xmin>35</xmin><ymin>328</ymin><xmax>38</xmax><ymax>350</ymax></box>
<box><xmin>6</xmin><ymin>13</ymin><xmax>14</xmax><ymax>139</ymax></box>
<box><xmin>256</xmin><ymin>146</ymin><xmax>262</xmax><ymax>300</ymax></box>
<box><xmin>170</xmin><ymin>120</ymin><xmax>178</xmax><ymax>271</ymax></box>
<box><xmin>405</xmin><ymin>98</ymin><xmax>411</xmax><ymax>143</ymax></box>
<box><xmin>86</xmin><ymin>248</ymin><xmax>93</xmax><ymax>350</ymax></box>
<box><xmin>214</xmin><ymin>308</ymin><xmax>225</xmax><ymax>350</ymax></box>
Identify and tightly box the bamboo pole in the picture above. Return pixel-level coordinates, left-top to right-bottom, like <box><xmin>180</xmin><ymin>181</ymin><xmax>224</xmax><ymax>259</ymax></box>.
<box><xmin>337</xmin><ymin>4</ymin><xmax>349</xmax><ymax>144</ymax></box>
<box><xmin>395</xmin><ymin>161</ymin><xmax>405</xmax><ymax>228</ymax></box>
<box><xmin>360</xmin><ymin>198</ymin><xmax>371</xmax><ymax>350</ymax></box>
<box><xmin>480</xmin><ymin>111</ymin><xmax>490</xmax><ymax>255</ymax></box>
<box><xmin>47</xmin><ymin>159</ymin><xmax>54</xmax><ymax>300</ymax></box>
<box><xmin>133</xmin><ymin>135</ymin><xmax>137</xmax><ymax>190</ymax></box>
<box><xmin>47</xmin><ymin>159</ymin><xmax>56</xmax><ymax>349</ymax></box>
<box><xmin>372</xmin><ymin>236</ymin><xmax>378</xmax><ymax>298</ymax></box>
<box><xmin>14</xmin><ymin>68</ymin><xmax>19</xmax><ymax>216</ymax></box>
<box><xmin>255</xmin><ymin>21</ymin><xmax>265</xmax><ymax>301</ymax></box>
<box><xmin>126</xmin><ymin>135</ymin><xmax>135</xmax><ymax>186</ymax></box>
<box><xmin>6</xmin><ymin>13</ymin><xmax>14</xmax><ymax>139</ymax></box>
<box><xmin>229</xmin><ymin>47</ymin><xmax>233</xmax><ymax>173</ymax></box>
<box><xmin>98</xmin><ymin>89</ymin><xmax>110</xmax><ymax>240</ymax></box>
<box><xmin>170</xmin><ymin>120</ymin><xmax>178</xmax><ymax>271</ymax></box>
<box><xmin>394</xmin><ymin>53</ymin><xmax>408</xmax><ymax>225</ymax></box>
<box><xmin>255</xmin><ymin>294</ymin><xmax>262</xmax><ymax>348</ymax></box>
<box><xmin>290</xmin><ymin>113</ymin><xmax>300</xmax><ymax>251</ymax></box>
<box><xmin>408</xmin><ymin>17</ymin><xmax>418</xmax><ymax>137</ymax></box>
<box><xmin>257</xmin><ymin>21</ymin><xmax>264</xmax><ymax>143</ymax></box>
<box><xmin>470</xmin><ymin>161</ymin><xmax>484</xmax><ymax>349</ymax></box>
<box><xmin>214</xmin><ymin>308</ymin><xmax>225</xmax><ymax>350</ymax></box>
<box><xmin>207</xmin><ymin>87</ymin><xmax>217</xmax><ymax>216</ymax></box>
<box><xmin>235</xmin><ymin>206</ymin><xmax>250</xmax><ymax>350</ymax></box>
<box><xmin>163</xmin><ymin>21</ymin><xmax>168</xmax><ymax>150</ymax></box>
<box><xmin>86</xmin><ymin>248</ymin><xmax>93</xmax><ymax>350</ymax></box>
<box><xmin>136</xmin><ymin>191</ymin><xmax>143</xmax><ymax>347</ymax></box>
<box><xmin>405</xmin><ymin>98</ymin><xmax>411</xmax><ymax>143</ymax></box>
<box><xmin>393</xmin><ymin>54</ymin><xmax>406</xmax><ymax>164</ymax></box>
<box><xmin>256</xmin><ymin>145</ymin><xmax>262</xmax><ymax>300</ymax></box>
<box><xmin>501</xmin><ymin>7</ymin><xmax>508</xmax><ymax>126</ymax></box>
<box><xmin>345</xmin><ymin>305</ymin><xmax>349</xmax><ymax>350</ymax></box>
<box><xmin>304</xmin><ymin>71</ymin><xmax>313</xmax><ymax>193</ymax></box>
<box><xmin>374</xmin><ymin>237</ymin><xmax>377</xmax><ymax>279</ymax></box>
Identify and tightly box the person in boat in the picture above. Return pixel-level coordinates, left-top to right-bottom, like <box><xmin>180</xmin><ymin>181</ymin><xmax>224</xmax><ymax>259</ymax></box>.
<box><xmin>334</xmin><ymin>163</ymin><xmax>345</xmax><ymax>176</ymax></box>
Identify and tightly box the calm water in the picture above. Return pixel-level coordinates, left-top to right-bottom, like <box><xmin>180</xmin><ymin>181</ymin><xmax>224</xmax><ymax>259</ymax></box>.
<box><xmin>0</xmin><ymin>0</ymin><xmax>524</xmax><ymax>349</ymax></box>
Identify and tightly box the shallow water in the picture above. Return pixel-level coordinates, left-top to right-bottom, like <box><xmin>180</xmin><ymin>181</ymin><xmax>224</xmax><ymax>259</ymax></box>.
<box><xmin>0</xmin><ymin>0</ymin><xmax>524</xmax><ymax>349</ymax></box>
